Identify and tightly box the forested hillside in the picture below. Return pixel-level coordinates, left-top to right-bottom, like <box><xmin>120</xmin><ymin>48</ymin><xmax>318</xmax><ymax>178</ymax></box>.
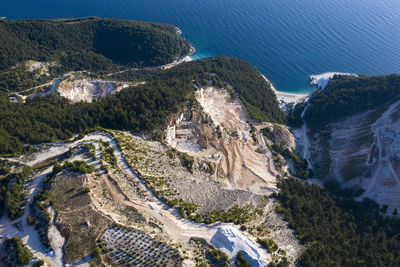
<box><xmin>0</xmin><ymin>17</ymin><xmax>190</xmax><ymax>92</ymax></box>
<box><xmin>0</xmin><ymin>17</ymin><xmax>189</xmax><ymax>70</ymax></box>
<box><xmin>296</xmin><ymin>74</ymin><xmax>400</xmax><ymax>128</ymax></box>
<box><xmin>277</xmin><ymin>178</ymin><xmax>400</xmax><ymax>266</ymax></box>
<box><xmin>0</xmin><ymin>57</ymin><xmax>284</xmax><ymax>155</ymax></box>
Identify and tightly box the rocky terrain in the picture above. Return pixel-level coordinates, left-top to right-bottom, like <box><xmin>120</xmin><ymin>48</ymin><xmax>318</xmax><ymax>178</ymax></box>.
<box><xmin>55</xmin><ymin>75</ymin><xmax>133</xmax><ymax>103</ymax></box>
<box><xmin>166</xmin><ymin>86</ymin><xmax>283</xmax><ymax>195</ymax></box>
<box><xmin>300</xmin><ymin>95</ymin><xmax>400</xmax><ymax>215</ymax></box>
<box><xmin>0</xmin><ymin>17</ymin><xmax>307</xmax><ymax>266</ymax></box>
<box><xmin>0</xmin><ymin>129</ymin><xmax>302</xmax><ymax>266</ymax></box>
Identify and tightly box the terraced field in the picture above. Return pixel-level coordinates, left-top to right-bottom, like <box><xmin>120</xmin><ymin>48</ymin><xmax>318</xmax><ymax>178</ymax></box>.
<box><xmin>101</xmin><ymin>225</ymin><xmax>181</xmax><ymax>266</ymax></box>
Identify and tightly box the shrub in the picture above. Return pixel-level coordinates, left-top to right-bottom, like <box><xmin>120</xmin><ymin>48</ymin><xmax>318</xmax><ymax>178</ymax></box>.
<box><xmin>52</xmin><ymin>163</ymin><xmax>63</xmax><ymax>174</ymax></box>
<box><xmin>257</xmin><ymin>238</ymin><xmax>278</xmax><ymax>253</ymax></box>
<box><xmin>235</xmin><ymin>251</ymin><xmax>251</xmax><ymax>267</ymax></box>
<box><xmin>26</xmin><ymin>216</ymin><xmax>34</xmax><ymax>225</ymax></box>
<box><xmin>92</xmin><ymin>247</ymin><xmax>102</xmax><ymax>258</ymax></box>
<box><xmin>32</xmin><ymin>259</ymin><xmax>45</xmax><ymax>267</ymax></box>
<box><xmin>270</xmin><ymin>257</ymin><xmax>290</xmax><ymax>267</ymax></box>
<box><xmin>6</xmin><ymin>236</ymin><xmax>32</xmax><ymax>264</ymax></box>
<box><xmin>0</xmin><ymin>166</ymin><xmax>10</xmax><ymax>175</ymax></box>
<box><xmin>216</xmin><ymin>126</ymin><xmax>222</xmax><ymax>138</ymax></box>
<box><xmin>64</xmin><ymin>160</ymin><xmax>94</xmax><ymax>174</ymax></box>
<box><xmin>179</xmin><ymin>153</ymin><xmax>194</xmax><ymax>172</ymax></box>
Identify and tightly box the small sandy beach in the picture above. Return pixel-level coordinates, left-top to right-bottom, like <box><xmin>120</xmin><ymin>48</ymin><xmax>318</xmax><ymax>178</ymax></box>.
<box><xmin>261</xmin><ymin>75</ymin><xmax>309</xmax><ymax>107</ymax></box>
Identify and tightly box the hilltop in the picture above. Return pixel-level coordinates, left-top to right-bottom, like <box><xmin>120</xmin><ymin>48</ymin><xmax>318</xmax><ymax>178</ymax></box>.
<box><xmin>0</xmin><ymin>17</ymin><xmax>191</xmax><ymax>93</ymax></box>
<box><xmin>0</xmin><ymin>17</ymin><xmax>400</xmax><ymax>267</ymax></box>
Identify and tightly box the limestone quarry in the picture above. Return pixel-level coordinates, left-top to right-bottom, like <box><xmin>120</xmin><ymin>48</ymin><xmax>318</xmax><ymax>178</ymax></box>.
<box><xmin>304</xmin><ymin>98</ymin><xmax>400</xmax><ymax>215</ymax></box>
<box><xmin>12</xmin><ymin>73</ymin><xmax>143</xmax><ymax>103</ymax></box>
<box><xmin>167</xmin><ymin>86</ymin><xmax>282</xmax><ymax>195</ymax></box>
<box><xmin>0</xmin><ymin>130</ymin><xmax>302</xmax><ymax>266</ymax></box>
<box><xmin>1</xmin><ymin>71</ymin><xmax>302</xmax><ymax>266</ymax></box>
<box><xmin>55</xmin><ymin>75</ymin><xmax>137</xmax><ymax>102</ymax></box>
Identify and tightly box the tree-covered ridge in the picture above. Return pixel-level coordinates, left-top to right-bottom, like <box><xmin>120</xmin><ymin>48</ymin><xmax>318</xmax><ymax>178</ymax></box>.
<box><xmin>277</xmin><ymin>178</ymin><xmax>400</xmax><ymax>266</ymax></box>
<box><xmin>0</xmin><ymin>57</ymin><xmax>284</xmax><ymax>155</ymax></box>
<box><xmin>302</xmin><ymin>74</ymin><xmax>400</xmax><ymax>127</ymax></box>
<box><xmin>170</xmin><ymin>57</ymin><xmax>286</xmax><ymax>123</ymax></box>
<box><xmin>0</xmin><ymin>17</ymin><xmax>190</xmax><ymax>72</ymax></box>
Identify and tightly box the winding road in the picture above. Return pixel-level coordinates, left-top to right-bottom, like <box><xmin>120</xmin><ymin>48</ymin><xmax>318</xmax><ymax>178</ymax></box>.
<box><xmin>361</xmin><ymin>99</ymin><xmax>400</xmax><ymax>201</ymax></box>
<box><xmin>1</xmin><ymin>132</ymin><xmax>269</xmax><ymax>266</ymax></box>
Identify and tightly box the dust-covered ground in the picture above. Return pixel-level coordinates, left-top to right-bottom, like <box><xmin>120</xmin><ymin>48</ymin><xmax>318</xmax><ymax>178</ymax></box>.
<box><xmin>167</xmin><ymin>86</ymin><xmax>280</xmax><ymax>195</ymax></box>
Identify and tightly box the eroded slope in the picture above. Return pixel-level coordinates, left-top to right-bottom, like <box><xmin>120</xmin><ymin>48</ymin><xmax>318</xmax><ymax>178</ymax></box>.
<box><xmin>306</xmin><ymin>99</ymin><xmax>400</xmax><ymax>214</ymax></box>
<box><xmin>167</xmin><ymin>86</ymin><xmax>280</xmax><ymax>195</ymax></box>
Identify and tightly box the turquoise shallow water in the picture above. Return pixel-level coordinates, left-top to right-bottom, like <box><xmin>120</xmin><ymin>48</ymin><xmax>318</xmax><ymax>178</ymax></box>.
<box><xmin>1</xmin><ymin>0</ymin><xmax>400</xmax><ymax>93</ymax></box>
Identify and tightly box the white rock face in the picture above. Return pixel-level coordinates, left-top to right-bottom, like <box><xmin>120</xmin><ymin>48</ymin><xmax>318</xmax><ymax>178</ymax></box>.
<box><xmin>56</xmin><ymin>77</ymin><xmax>130</xmax><ymax>102</ymax></box>
<box><xmin>310</xmin><ymin>72</ymin><xmax>356</xmax><ymax>89</ymax></box>
<box><xmin>211</xmin><ymin>225</ymin><xmax>269</xmax><ymax>266</ymax></box>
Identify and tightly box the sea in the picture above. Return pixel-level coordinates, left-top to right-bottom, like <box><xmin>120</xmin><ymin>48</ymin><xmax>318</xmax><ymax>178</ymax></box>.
<box><xmin>1</xmin><ymin>0</ymin><xmax>400</xmax><ymax>93</ymax></box>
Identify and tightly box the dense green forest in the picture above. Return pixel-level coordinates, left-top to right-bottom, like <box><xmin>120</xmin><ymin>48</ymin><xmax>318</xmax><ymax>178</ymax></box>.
<box><xmin>276</xmin><ymin>178</ymin><xmax>400</xmax><ymax>266</ymax></box>
<box><xmin>2</xmin><ymin>236</ymin><xmax>32</xmax><ymax>265</ymax></box>
<box><xmin>289</xmin><ymin>74</ymin><xmax>400</xmax><ymax>128</ymax></box>
<box><xmin>0</xmin><ymin>57</ymin><xmax>284</xmax><ymax>155</ymax></box>
<box><xmin>0</xmin><ymin>165</ymin><xmax>32</xmax><ymax>219</ymax></box>
<box><xmin>0</xmin><ymin>17</ymin><xmax>190</xmax><ymax>92</ymax></box>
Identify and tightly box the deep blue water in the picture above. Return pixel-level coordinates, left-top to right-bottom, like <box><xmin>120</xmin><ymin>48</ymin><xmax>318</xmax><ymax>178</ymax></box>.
<box><xmin>1</xmin><ymin>0</ymin><xmax>400</xmax><ymax>93</ymax></box>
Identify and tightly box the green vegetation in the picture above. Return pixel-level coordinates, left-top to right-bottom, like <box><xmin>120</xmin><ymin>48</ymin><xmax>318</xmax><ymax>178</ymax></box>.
<box><xmin>0</xmin><ymin>57</ymin><xmax>283</xmax><ymax>155</ymax></box>
<box><xmin>206</xmin><ymin>248</ymin><xmax>230</xmax><ymax>267</ymax></box>
<box><xmin>31</xmin><ymin>187</ymin><xmax>52</xmax><ymax>247</ymax></box>
<box><xmin>257</xmin><ymin>238</ymin><xmax>278</xmax><ymax>253</ymax></box>
<box><xmin>248</xmin><ymin>122</ymin><xmax>257</xmax><ymax>142</ymax></box>
<box><xmin>185</xmin><ymin>57</ymin><xmax>285</xmax><ymax>124</ymax></box>
<box><xmin>92</xmin><ymin>247</ymin><xmax>102</xmax><ymax>258</ymax></box>
<box><xmin>269</xmin><ymin>257</ymin><xmax>290</xmax><ymax>267</ymax></box>
<box><xmin>85</xmin><ymin>143</ymin><xmax>96</xmax><ymax>160</ymax></box>
<box><xmin>164</xmin><ymin>198</ymin><xmax>198</xmax><ymax>218</ymax></box>
<box><xmin>269</xmin><ymin>142</ymin><xmax>309</xmax><ymax>178</ymax></box>
<box><xmin>0</xmin><ymin>17</ymin><xmax>190</xmax><ymax>92</ymax></box>
<box><xmin>191</xmin><ymin>238</ymin><xmax>230</xmax><ymax>267</ymax></box>
<box><xmin>0</xmin><ymin>175</ymin><xmax>12</xmax><ymax>217</ymax></box>
<box><xmin>286</xmin><ymin>102</ymin><xmax>306</xmax><ymax>127</ymax></box>
<box><xmin>100</xmin><ymin>226</ymin><xmax>182</xmax><ymax>266</ymax></box>
<box><xmin>203</xmin><ymin>204</ymin><xmax>252</xmax><ymax>224</ymax></box>
<box><xmin>26</xmin><ymin>215</ymin><xmax>34</xmax><ymax>225</ymax></box>
<box><xmin>32</xmin><ymin>259</ymin><xmax>45</xmax><ymax>267</ymax></box>
<box><xmin>323</xmin><ymin>180</ymin><xmax>364</xmax><ymax>198</ymax></box>
<box><xmin>28</xmin><ymin>159</ymin><xmax>94</xmax><ymax>248</ymax></box>
<box><xmin>215</xmin><ymin>125</ymin><xmax>222</xmax><ymax>138</ymax></box>
<box><xmin>178</xmin><ymin>152</ymin><xmax>194</xmax><ymax>172</ymax></box>
<box><xmin>48</xmin><ymin>166</ymin><xmax>112</xmax><ymax>264</ymax></box>
<box><xmin>235</xmin><ymin>251</ymin><xmax>251</xmax><ymax>267</ymax></box>
<box><xmin>63</xmin><ymin>160</ymin><xmax>94</xmax><ymax>174</ymax></box>
<box><xmin>0</xmin><ymin>162</ymin><xmax>11</xmax><ymax>175</ymax></box>
<box><xmin>100</xmin><ymin>144</ymin><xmax>117</xmax><ymax>168</ymax></box>
<box><xmin>297</xmin><ymin>74</ymin><xmax>400</xmax><ymax>128</ymax></box>
<box><xmin>5</xmin><ymin>165</ymin><xmax>32</xmax><ymax>219</ymax></box>
<box><xmin>257</xmin><ymin>235</ymin><xmax>289</xmax><ymax>266</ymax></box>
<box><xmin>3</xmin><ymin>236</ymin><xmax>32</xmax><ymax>265</ymax></box>
<box><xmin>277</xmin><ymin>178</ymin><xmax>400</xmax><ymax>266</ymax></box>
<box><xmin>262</xmin><ymin>128</ymin><xmax>312</xmax><ymax>179</ymax></box>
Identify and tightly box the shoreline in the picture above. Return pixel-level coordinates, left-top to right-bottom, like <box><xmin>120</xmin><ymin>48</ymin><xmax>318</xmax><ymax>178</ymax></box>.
<box><xmin>162</xmin><ymin>46</ymin><xmax>195</xmax><ymax>69</ymax></box>
<box><xmin>309</xmin><ymin>72</ymin><xmax>356</xmax><ymax>89</ymax></box>
<box><xmin>261</xmin><ymin>74</ymin><xmax>309</xmax><ymax>107</ymax></box>
<box><xmin>162</xmin><ymin>37</ymin><xmax>196</xmax><ymax>69</ymax></box>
